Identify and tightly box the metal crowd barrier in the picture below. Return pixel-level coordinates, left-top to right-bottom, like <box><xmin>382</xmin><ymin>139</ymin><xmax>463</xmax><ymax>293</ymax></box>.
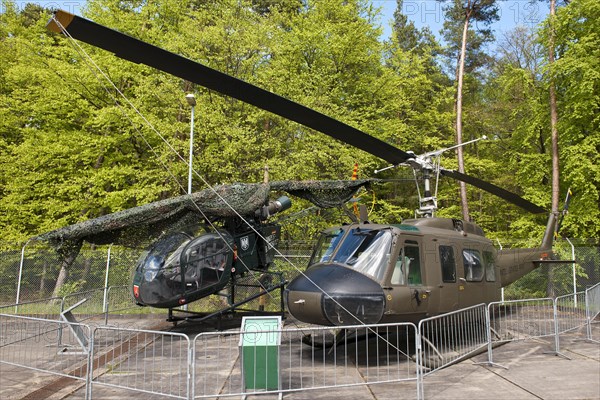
<box><xmin>192</xmin><ymin>322</ymin><xmax>419</xmax><ymax>399</ymax></box>
<box><xmin>418</xmin><ymin>304</ymin><xmax>488</xmax><ymax>373</ymax></box>
<box><xmin>555</xmin><ymin>291</ymin><xmax>587</xmax><ymax>335</ymax></box>
<box><xmin>89</xmin><ymin>326</ymin><xmax>191</xmax><ymax>399</ymax></box>
<box><xmin>488</xmin><ymin>298</ymin><xmax>556</xmax><ymax>340</ymax></box>
<box><xmin>485</xmin><ymin>298</ymin><xmax>556</xmax><ymax>365</ymax></box>
<box><xmin>0</xmin><ymin>296</ymin><xmax>63</xmax><ymax>319</ymax></box>
<box><xmin>0</xmin><ymin>313</ymin><xmax>91</xmax><ymax>399</ymax></box>
<box><xmin>585</xmin><ymin>283</ymin><xmax>600</xmax><ymax>343</ymax></box>
<box><xmin>1</xmin><ymin>286</ymin><xmax>140</xmax><ymax>326</ymax></box>
<box><xmin>104</xmin><ymin>285</ymin><xmax>136</xmax><ymax>314</ymax></box>
<box><xmin>1</xmin><ymin>286</ymin><xmax>599</xmax><ymax>399</ymax></box>
<box><xmin>61</xmin><ymin>288</ymin><xmax>109</xmax><ymax>323</ymax></box>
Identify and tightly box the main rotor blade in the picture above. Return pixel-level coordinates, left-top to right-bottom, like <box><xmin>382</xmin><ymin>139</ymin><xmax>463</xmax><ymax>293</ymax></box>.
<box><xmin>47</xmin><ymin>11</ymin><xmax>412</xmax><ymax>166</ymax></box>
<box><xmin>439</xmin><ymin>168</ymin><xmax>546</xmax><ymax>214</ymax></box>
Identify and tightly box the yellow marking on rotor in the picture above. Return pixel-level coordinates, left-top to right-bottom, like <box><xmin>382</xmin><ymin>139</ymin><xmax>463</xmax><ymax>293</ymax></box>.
<box><xmin>47</xmin><ymin>10</ymin><xmax>75</xmax><ymax>33</ymax></box>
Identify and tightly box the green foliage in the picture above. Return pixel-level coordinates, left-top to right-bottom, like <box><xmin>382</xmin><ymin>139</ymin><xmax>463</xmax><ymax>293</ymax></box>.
<box><xmin>549</xmin><ymin>0</ymin><xmax>600</xmax><ymax>239</ymax></box>
<box><xmin>480</xmin><ymin>0</ymin><xmax>600</xmax><ymax>240</ymax></box>
<box><xmin>439</xmin><ymin>0</ymin><xmax>499</xmax><ymax>77</ymax></box>
<box><xmin>56</xmin><ymin>279</ymin><xmax>87</xmax><ymax>297</ymax></box>
<box><xmin>0</xmin><ymin>0</ymin><xmax>597</xmax><ymax>254</ymax></box>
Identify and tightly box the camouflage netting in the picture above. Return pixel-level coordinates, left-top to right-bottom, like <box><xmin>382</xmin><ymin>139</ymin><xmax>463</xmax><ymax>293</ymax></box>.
<box><xmin>35</xmin><ymin>183</ymin><xmax>270</xmax><ymax>250</ymax></box>
<box><xmin>271</xmin><ymin>179</ymin><xmax>371</xmax><ymax>209</ymax></box>
<box><xmin>34</xmin><ymin>179</ymin><xmax>372</xmax><ymax>253</ymax></box>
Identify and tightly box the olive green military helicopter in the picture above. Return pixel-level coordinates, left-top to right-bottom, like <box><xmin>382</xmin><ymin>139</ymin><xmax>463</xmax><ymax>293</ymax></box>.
<box><xmin>42</xmin><ymin>10</ymin><xmax>562</xmax><ymax>326</ymax></box>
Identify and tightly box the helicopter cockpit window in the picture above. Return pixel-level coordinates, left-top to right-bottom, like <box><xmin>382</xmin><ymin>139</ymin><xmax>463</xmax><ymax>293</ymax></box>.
<box><xmin>391</xmin><ymin>241</ymin><xmax>422</xmax><ymax>286</ymax></box>
<box><xmin>330</xmin><ymin>228</ymin><xmax>392</xmax><ymax>282</ymax></box>
<box><xmin>463</xmin><ymin>249</ymin><xmax>484</xmax><ymax>282</ymax></box>
<box><xmin>139</xmin><ymin>233</ymin><xmax>191</xmax><ymax>279</ymax></box>
<box><xmin>309</xmin><ymin>228</ymin><xmax>344</xmax><ymax>266</ymax></box>
<box><xmin>440</xmin><ymin>245</ymin><xmax>456</xmax><ymax>282</ymax></box>
<box><xmin>350</xmin><ymin>230</ymin><xmax>392</xmax><ymax>282</ymax></box>
<box><xmin>484</xmin><ymin>250</ymin><xmax>496</xmax><ymax>282</ymax></box>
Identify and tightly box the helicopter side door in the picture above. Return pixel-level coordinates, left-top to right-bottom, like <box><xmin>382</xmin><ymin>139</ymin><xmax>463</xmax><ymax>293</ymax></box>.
<box><xmin>385</xmin><ymin>237</ymin><xmax>430</xmax><ymax>322</ymax></box>
<box><xmin>436</xmin><ymin>243</ymin><xmax>460</xmax><ymax>312</ymax></box>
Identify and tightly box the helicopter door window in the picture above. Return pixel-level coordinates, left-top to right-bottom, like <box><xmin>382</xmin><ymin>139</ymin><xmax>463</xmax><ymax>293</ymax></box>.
<box><xmin>483</xmin><ymin>250</ymin><xmax>496</xmax><ymax>282</ymax></box>
<box><xmin>463</xmin><ymin>249</ymin><xmax>484</xmax><ymax>282</ymax></box>
<box><xmin>391</xmin><ymin>249</ymin><xmax>406</xmax><ymax>285</ymax></box>
<box><xmin>391</xmin><ymin>248</ymin><xmax>413</xmax><ymax>286</ymax></box>
<box><xmin>178</xmin><ymin>233</ymin><xmax>233</xmax><ymax>290</ymax></box>
<box><xmin>439</xmin><ymin>245</ymin><xmax>456</xmax><ymax>282</ymax></box>
<box><xmin>405</xmin><ymin>241</ymin><xmax>422</xmax><ymax>286</ymax></box>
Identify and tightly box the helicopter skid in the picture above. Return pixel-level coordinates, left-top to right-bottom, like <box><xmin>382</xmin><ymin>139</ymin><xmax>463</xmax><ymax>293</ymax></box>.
<box><xmin>166</xmin><ymin>278</ymin><xmax>286</xmax><ymax>328</ymax></box>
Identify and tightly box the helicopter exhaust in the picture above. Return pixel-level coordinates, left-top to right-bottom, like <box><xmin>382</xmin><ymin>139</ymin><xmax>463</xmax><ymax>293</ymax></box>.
<box><xmin>256</xmin><ymin>196</ymin><xmax>292</xmax><ymax>220</ymax></box>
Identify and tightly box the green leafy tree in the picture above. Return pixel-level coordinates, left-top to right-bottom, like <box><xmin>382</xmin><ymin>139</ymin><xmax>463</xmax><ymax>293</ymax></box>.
<box><xmin>440</xmin><ymin>0</ymin><xmax>499</xmax><ymax>221</ymax></box>
<box><xmin>480</xmin><ymin>26</ymin><xmax>551</xmax><ymax>237</ymax></box>
<box><xmin>482</xmin><ymin>0</ymin><xmax>599</xmax><ymax>244</ymax></box>
<box><xmin>549</xmin><ymin>0</ymin><xmax>600</xmax><ymax>240</ymax></box>
<box><xmin>378</xmin><ymin>1</ymin><xmax>454</xmax><ymax>220</ymax></box>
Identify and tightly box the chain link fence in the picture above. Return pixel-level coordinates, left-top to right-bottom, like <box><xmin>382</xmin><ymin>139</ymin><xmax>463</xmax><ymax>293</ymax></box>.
<box><xmin>0</xmin><ymin>240</ymin><xmax>317</xmax><ymax>308</ymax></box>
<box><xmin>499</xmin><ymin>238</ymin><xmax>600</xmax><ymax>300</ymax></box>
<box><xmin>1</xmin><ymin>238</ymin><xmax>598</xmax><ymax>307</ymax></box>
<box><xmin>0</xmin><ymin>241</ymin><xmax>141</xmax><ymax>306</ymax></box>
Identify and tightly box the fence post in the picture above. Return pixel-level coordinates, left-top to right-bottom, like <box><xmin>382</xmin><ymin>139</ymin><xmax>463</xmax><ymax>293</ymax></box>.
<box><xmin>415</xmin><ymin>327</ymin><xmax>423</xmax><ymax>400</ymax></box>
<box><xmin>486</xmin><ymin>304</ymin><xmax>493</xmax><ymax>364</ymax></box>
<box><xmin>552</xmin><ymin>297</ymin><xmax>560</xmax><ymax>354</ymax></box>
<box><xmin>476</xmin><ymin>303</ymin><xmax>508</xmax><ymax>369</ymax></box>
<box><xmin>15</xmin><ymin>239</ymin><xmax>31</xmax><ymax>312</ymax></box>
<box><xmin>565</xmin><ymin>238</ymin><xmax>577</xmax><ymax>306</ymax></box>
<box><xmin>548</xmin><ymin>297</ymin><xmax>570</xmax><ymax>359</ymax></box>
<box><xmin>188</xmin><ymin>341</ymin><xmax>194</xmax><ymax>400</ymax></box>
<box><xmin>85</xmin><ymin>328</ymin><xmax>94</xmax><ymax>400</ymax></box>
<box><xmin>103</xmin><ymin>244</ymin><xmax>113</xmax><ymax>317</ymax></box>
<box><xmin>104</xmin><ymin>286</ymin><xmax>110</xmax><ymax>325</ymax></box>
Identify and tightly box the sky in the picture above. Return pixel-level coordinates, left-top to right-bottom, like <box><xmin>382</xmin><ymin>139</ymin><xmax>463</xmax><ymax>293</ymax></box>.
<box><xmin>9</xmin><ymin>0</ymin><xmax>550</xmax><ymax>47</ymax></box>
<box><xmin>371</xmin><ymin>0</ymin><xmax>550</xmax><ymax>45</ymax></box>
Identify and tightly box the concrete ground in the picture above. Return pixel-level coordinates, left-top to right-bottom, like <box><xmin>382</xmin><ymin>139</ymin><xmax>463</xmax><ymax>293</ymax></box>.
<box><xmin>1</xmin><ymin>317</ymin><xmax>598</xmax><ymax>400</ymax></box>
<box><xmin>254</xmin><ymin>327</ymin><xmax>600</xmax><ymax>400</ymax></box>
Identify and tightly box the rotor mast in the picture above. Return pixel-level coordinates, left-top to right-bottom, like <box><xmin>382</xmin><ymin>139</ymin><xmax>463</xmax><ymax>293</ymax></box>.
<box><xmin>377</xmin><ymin>136</ymin><xmax>488</xmax><ymax>218</ymax></box>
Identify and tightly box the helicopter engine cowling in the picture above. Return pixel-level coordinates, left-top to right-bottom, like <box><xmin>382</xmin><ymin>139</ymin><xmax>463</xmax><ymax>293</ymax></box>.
<box><xmin>285</xmin><ymin>263</ymin><xmax>386</xmax><ymax>326</ymax></box>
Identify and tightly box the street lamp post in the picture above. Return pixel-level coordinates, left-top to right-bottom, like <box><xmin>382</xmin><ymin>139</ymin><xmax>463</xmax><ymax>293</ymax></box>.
<box><xmin>184</xmin><ymin>93</ymin><xmax>196</xmax><ymax>312</ymax></box>
<box><xmin>186</xmin><ymin>93</ymin><xmax>196</xmax><ymax>194</ymax></box>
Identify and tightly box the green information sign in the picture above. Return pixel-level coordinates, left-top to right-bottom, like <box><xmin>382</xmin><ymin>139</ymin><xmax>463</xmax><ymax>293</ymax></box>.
<box><xmin>239</xmin><ymin>316</ymin><xmax>282</xmax><ymax>391</ymax></box>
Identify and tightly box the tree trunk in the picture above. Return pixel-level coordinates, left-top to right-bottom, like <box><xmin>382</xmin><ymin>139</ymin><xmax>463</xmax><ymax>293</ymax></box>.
<box><xmin>547</xmin><ymin>0</ymin><xmax>559</xmax><ymax>297</ymax></box>
<box><xmin>51</xmin><ymin>241</ymin><xmax>82</xmax><ymax>298</ymax></box>
<box><xmin>456</xmin><ymin>13</ymin><xmax>471</xmax><ymax>221</ymax></box>
<box><xmin>81</xmin><ymin>244</ymin><xmax>96</xmax><ymax>283</ymax></box>
<box><xmin>548</xmin><ymin>0</ymin><xmax>559</xmax><ymax>214</ymax></box>
<box><xmin>52</xmin><ymin>263</ymin><xmax>70</xmax><ymax>298</ymax></box>
<box><xmin>39</xmin><ymin>261</ymin><xmax>47</xmax><ymax>297</ymax></box>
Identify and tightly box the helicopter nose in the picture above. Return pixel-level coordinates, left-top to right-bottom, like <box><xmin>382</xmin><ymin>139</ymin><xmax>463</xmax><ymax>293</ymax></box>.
<box><xmin>285</xmin><ymin>263</ymin><xmax>386</xmax><ymax>326</ymax></box>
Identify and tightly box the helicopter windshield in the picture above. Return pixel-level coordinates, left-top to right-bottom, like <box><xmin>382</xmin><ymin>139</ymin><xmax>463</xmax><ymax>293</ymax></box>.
<box><xmin>314</xmin><ymin>228</ymin><xmax>392</xmax><ymax>282</ymax></box>
<box><xmin>309</xmin><ymin>228</ymin><xmax>344</xmax><ymax>265</ymax></box>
